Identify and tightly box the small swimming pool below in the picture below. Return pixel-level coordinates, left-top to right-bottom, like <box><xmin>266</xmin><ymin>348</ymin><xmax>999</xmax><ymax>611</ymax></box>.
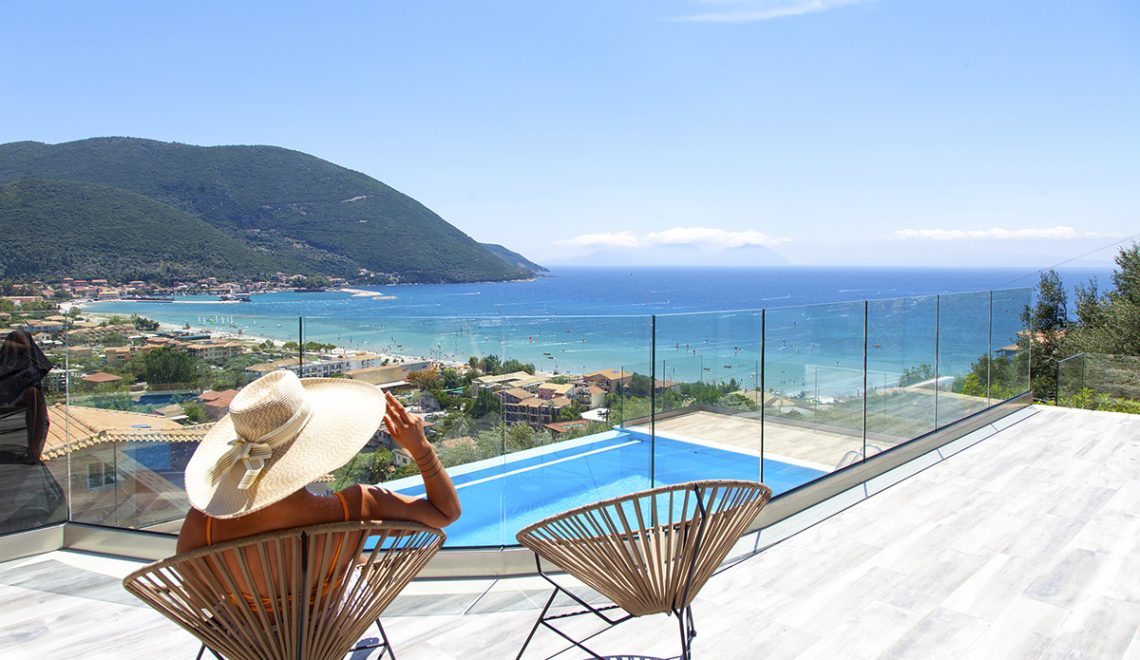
<box><xmin>389</xmin><ymin>430</ymin><xmax>827</xmax><ymax>548</ymax></box>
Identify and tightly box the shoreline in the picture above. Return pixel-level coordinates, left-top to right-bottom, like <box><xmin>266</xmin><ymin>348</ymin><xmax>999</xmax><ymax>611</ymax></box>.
<box><xmin>80</xmin><ymin>308</ymin><xmax>480</xmax><ymax>374</ymax></box>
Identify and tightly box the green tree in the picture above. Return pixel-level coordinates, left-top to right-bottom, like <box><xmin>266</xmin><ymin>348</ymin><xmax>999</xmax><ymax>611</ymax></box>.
<box><xmin>1066</xmin><ymin>242</ymin><xmax>1140</xmax><ymax>357</ymax></box>
<box><xmin>501</xmin><ymin>358</ymin><xmax>536</xmax><ymax>375</ymax></box>
<box><xmin>365</xmin><ymin>449</ymin><xmax>395</xmax><ymax>482</ymax></box>
<box><xmin>440</xmin><ymin>367</ymin><xmax>466</xmax><ymax>390</ymax></box>
<box><xmin>407</xmin><ymin>369</ymin><xmax>442</xmax><ymax>392</ymax></box>
<box><xmin>142</xmin><ymin>346</ymin><xmax>199</xmax><ymax>386</ymax></box>
<box><xmin>131</xmin><ymin>314</ymin><xmax>159</xmax><ymax>331</ymax></box>
<box><xmin>182</xmin><ymin>400</ymin><xmax>209</xmax><ymax>423</ymax></box>
<box><xmin>556</xmin><ymin>401</ymin><xmax>586</xmax><ymax>421</ymax></box>
<box><xmin>1073</xmin><ymin>278</ymin><xmax>1106</xmax><ymax>329</ymax></box>
<box><xmin>957</xmin><ymin>372</ymin><xmax>986</xmax><ymax>398</ymax></box>
<box><xmin>506</xmin><ymin>423</ymin><xmax>538</xmax><ymax>452</ymax></box>
<box><xmin>467</xmin><ymin>387</ymin><xmax>500</xmax><ymax>419</ymax></box>
<box><xmin>898</xmin><ymin>363</ymin><xmax>935</xmax><ymax>387</ymax></box>
<box><xmin>478</xmin><ymin>354</ymin><xmax>501</xmax><ymax>375</ymax></box>
<box><xmin>627</xmin><ymin>373</ymin><xmax>654</xmax><ymax>398</ymax></box>
<box><xmin>1023</xmin><ymin>269</ymin><xmax>1068</xmax><ymax>401</ymax></box>
<box><xmin>718</xmin><ymin>392</ymin><xmax>759</xmax><ymax>411</ymax></box>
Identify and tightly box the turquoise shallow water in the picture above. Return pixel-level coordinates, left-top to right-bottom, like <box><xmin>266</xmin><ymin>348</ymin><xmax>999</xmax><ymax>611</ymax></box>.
<box><xmin>87</xmin><ymin>266</ymin><xmax>1105</xmax><ymax>395</ymax></box>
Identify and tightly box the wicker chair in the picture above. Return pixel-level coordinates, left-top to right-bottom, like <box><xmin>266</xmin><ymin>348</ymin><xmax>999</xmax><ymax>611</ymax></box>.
<box><xmin>123</xmin><ymin>520</ymin><xmax>445</xmax><ymax>660</ymax></box>
<box><xmin>515</xmin><ymin>480</ymin><xmax>772</xmax><ymax>659</ymax></box>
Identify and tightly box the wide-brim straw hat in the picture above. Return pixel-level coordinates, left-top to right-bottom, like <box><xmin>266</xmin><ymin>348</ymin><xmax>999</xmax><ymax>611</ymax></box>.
<box><xmin>185</xmin><ymin>370</ymin><xmax>385</xmax><ymax>519</ymax></box>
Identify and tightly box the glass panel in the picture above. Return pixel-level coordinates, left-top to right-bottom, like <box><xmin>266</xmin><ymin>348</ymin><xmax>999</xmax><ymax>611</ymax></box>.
<box><xmin>762</xmin><ymin>301</ymin><xmax>864</xmax><ymax>486</ymax></box>
<box><xmin>496</xmin><ymin>315</ymin><xmax>651</xmax><ymax>547</ymax></box>
<box><xmin>866</xmin><ymin>295</ymin><xmax>938</xmax><ymax>449</ymax></box>
<box><xmin>1</xmin><ymin>308</ymin><xmax>69</xmax><ymax>534</ymax></box>
<box><xmin>936</xmin><ymin>291</ymin><xmax>991</xmax><ymax>426</ymax></box>
<box><xmin>61</xmin><ymin>308</ymin><xmax>299</xmax><ymax>530</ymax></box>
<box><xmin>652</xmin><ymin>310</ymin><xmax>762</xmax><ymax>486</ymax></box>
<box><xmin>990</xmin><ymin>288</ymin><xmax>1032</xmax><ymax>401</ymax></box>
<box><xmin>1056</xmin><ymin>354</ymin><xmax>1086</xmax><ymax>405</ymax></box>
<box><xmin>1067</xmin><ymin>355</ymin><xmax>1140</xmax><ymax>403</ymax></box>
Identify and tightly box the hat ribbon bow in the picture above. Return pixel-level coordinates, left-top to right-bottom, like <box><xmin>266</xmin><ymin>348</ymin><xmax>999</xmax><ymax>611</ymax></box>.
<box><xmin>208</xmin><ymin>400</ymin><xmax>314</xmax><ymax>490</ymax></box>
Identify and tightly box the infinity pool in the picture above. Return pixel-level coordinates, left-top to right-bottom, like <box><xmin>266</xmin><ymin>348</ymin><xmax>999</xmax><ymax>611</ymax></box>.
<box><xmin>386</xmin><ymin>430</ymin><xmax>826</xmax><ymax>547</ymax></box>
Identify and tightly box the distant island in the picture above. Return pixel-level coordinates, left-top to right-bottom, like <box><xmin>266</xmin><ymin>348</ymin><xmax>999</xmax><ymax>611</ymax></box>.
<box><xmin>0</xmin><ymin>137</ymin><xmax>545</xmax><ymax>285</ymax></box>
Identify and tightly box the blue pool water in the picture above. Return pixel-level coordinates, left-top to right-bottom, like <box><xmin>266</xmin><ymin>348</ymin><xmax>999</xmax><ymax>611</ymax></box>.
<box><xmin>388</xmin><ymin>431</ymin><xmax>826</xmax><ymax>548</ymax></box>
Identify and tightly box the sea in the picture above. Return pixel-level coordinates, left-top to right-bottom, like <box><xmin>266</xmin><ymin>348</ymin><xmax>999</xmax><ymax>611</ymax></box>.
<box><xmin>87</xmin><ymin>266</ymin><xmax>1112</xmax><ymax>397</ymax></box>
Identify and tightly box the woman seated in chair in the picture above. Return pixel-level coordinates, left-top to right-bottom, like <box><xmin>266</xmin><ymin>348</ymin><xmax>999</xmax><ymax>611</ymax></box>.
<box><xmin>177</xmin><ymin>369</ymin><xmax>460</xmax><ymax>553</ymax></box>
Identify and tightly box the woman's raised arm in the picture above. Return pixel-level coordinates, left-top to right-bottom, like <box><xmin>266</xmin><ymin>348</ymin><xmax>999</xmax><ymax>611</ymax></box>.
<box><xmin>363</xmin><ymin>390</ymin><xmax>461</xmax><ymax>528</ymax></box>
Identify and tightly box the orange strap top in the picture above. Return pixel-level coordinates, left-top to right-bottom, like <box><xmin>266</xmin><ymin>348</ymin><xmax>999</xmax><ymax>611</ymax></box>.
<box><xmin>204</xmin><ymin>491</ymin><xmax>350</xmax><ymax>545</ymax></box>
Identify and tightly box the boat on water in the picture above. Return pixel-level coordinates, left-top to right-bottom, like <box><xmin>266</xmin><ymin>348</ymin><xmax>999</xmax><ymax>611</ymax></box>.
<box><xmin>219</xmin><ymin>293</ymin><xmax>253</xmax><ymax>302</ymax></box>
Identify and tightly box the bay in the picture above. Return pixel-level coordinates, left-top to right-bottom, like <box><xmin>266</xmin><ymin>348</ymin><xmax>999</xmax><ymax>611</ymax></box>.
<box><xmin>87</xmin><ymin>265</ymin><xmax>1110</xmax><ymax>395</ymax></box>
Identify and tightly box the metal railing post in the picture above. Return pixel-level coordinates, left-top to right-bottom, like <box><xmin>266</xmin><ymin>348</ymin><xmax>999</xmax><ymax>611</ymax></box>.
<box><xmin>650</xmin><ymin>315</ymin><xmax>656</xmax><ymax>487</ymax></box>
<box><xmin>760</xmin><ymin>309</ymin><xmax>765</xmax><ymax>484</ymax></box>
<box><xmin>934</xmin><ymin>295</ymin><xmax>941</xmax><ymax>427</ymax></box>
<box><xmin>862</xmin><ymin>300</ymin><xmax>868</xmax><ymax>461</ymax></box>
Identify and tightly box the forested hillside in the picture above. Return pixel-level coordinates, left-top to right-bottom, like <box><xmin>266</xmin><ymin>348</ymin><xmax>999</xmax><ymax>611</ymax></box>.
<box><xmin>0</xmin><ymin>138</ymin><xmax>538</xmax><ymax>283</ymax></box>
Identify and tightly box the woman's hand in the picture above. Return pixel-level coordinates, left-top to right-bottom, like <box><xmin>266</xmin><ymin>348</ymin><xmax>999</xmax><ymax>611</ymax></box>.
<box><xmin>383</xmin><ymin>391</ymin><xmax>430</xmax><ymax>454</ymax></box>
<box><xmin>374</xmin><ymin>389</ymin><xmax>462</xmax><ymax>527</ymax></box>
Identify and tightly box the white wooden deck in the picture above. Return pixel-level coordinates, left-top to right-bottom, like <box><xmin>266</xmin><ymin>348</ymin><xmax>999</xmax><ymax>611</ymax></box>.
<box><xmin>1</xmin><ymin>405</ymin><xmax>1138</xmax><ymax>659</ymax></box>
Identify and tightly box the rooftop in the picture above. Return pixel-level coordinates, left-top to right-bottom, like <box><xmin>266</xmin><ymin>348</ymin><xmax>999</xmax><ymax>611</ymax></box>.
<box><xmin>42</xmin><ymin>403</ymin><xmax>199</xmax><ymax>460</ymax></box>
<box><xmin>2</xmin><ymin>406</ymin><xmax>1137</xmax><ymax>657</ymax></box>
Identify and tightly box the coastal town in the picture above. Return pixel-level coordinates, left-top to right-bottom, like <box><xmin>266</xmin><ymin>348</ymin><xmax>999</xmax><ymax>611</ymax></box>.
<box><xmin>2</xmin><ymin>272</ymin><xmax>355</xmax><ymax>303</ymax></box>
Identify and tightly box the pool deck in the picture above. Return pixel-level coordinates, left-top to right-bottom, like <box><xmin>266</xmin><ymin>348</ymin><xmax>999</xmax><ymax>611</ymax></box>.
<box><xmin>2</xmin><ymin>405</ymin><xmax>1139</xmax><ymax>658</ymax></box>
<box><xmin>633</xmin><ymin>409</ymin><xmax>874</xmax><ymax>470</ymax></box>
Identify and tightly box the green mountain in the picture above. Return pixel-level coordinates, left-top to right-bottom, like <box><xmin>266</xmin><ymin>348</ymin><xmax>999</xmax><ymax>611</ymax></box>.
<box><xmin>480</xmin><ymin>243</ymin><xmax>549</xmax><ymax>274</ymax></box>
<box><xmin>0</xmin><ymin>137</ymin><xmax>535</xmax><ymax>283</ymax></box>
<box><xmin>0</xmin><ymin>179</ymin><xmax>301</xmax><ymax>282</ymax></box>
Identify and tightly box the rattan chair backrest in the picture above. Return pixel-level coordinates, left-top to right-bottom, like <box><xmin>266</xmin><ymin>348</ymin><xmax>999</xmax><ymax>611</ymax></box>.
<box><xmin>123</xmin><ymin>520</ymin><xmax>444</xmax><ymax>660</ymax></box>
<box><xmin>516</xmin><ymin>480</ymin><xmax>771</xmax><ymax>617</ymax></box>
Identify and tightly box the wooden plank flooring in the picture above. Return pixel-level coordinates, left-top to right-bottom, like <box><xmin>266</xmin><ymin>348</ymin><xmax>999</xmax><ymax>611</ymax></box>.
<box><xmin>1</xmin><ymin>405</ymin><xmax>1137</xmax><ymax>659</ymax></box>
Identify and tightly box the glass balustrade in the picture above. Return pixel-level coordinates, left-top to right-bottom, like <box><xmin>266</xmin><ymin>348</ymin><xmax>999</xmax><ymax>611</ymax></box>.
<box><xmin>653</xmin><ymin>309</ymin><xmax>765</xmax><ymax>487</ymax></box>
<box><xmin>936</xmin><ymin>292</ymin><xmax>993</xmax><ymax>426</ymax></box>
<box><xmin>764</xmin><ymin>300</ymin><xmax>866</xmax><ymax>479</ymax></box>
<box><xmin>991</xmin><ymin>289</ymin><xmax>1032</xmax><ymax>402</ymax></box>
<box><xmin>866</xmin><ymin>295</ymin><xmax>938</xmax><ymax>447</ymax></box>
<box><xmin>0</xmin><ymin>288</ymin><xmax>1032</xmax><ymax>546</ymax></box>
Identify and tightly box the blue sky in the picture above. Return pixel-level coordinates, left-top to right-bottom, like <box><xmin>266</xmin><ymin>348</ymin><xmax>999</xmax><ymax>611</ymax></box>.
<box><xmin>1</xmin><ymin>0</ymin><xmax>1137</xmax><ymax>267</ymax></box>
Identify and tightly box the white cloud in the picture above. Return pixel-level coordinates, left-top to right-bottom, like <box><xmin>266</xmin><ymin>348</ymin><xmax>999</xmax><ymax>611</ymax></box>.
<box><xmin>646</xmin><ymin>226</ymin><xmax>790</xmax><ymax>248</ymax></box>
<box><xmin>557</xmin><ymin>226</ymin><xmax>790</xmax><ymax>249</ymax></box>
<box><xmin>557</xmin><ymin>230</ymin><xmax>642</xmax><ymax>248</ymax></box>
<box><xmin>888</xmin><ymin>225</ymin><xmax>1120</xmax><ymax>241</ymax></box>
<box><xmin>670</xmin><ymin>0</ymin><xmax>869</xmax><ymax>24</ymax></box>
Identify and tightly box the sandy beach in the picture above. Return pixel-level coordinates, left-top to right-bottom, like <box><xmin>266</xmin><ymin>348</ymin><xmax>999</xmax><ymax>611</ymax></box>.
<box><xmin>338</xmin><ymin>287</ymin><xmax>397</xmax><ymax>300</ymax></box>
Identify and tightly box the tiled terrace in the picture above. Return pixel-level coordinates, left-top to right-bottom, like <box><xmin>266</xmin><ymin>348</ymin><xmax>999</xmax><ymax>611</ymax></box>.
<box><xmin>2</xmin><ymin>405</ymin><xmax>1138</xmax><ymax>659</ymax></box>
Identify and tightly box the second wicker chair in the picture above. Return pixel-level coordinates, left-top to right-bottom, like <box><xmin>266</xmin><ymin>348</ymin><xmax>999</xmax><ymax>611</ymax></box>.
<box><xmin>515</xmin><ymin>479</ymin><xmax>772</xmax><ymax>659</ymax></box>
